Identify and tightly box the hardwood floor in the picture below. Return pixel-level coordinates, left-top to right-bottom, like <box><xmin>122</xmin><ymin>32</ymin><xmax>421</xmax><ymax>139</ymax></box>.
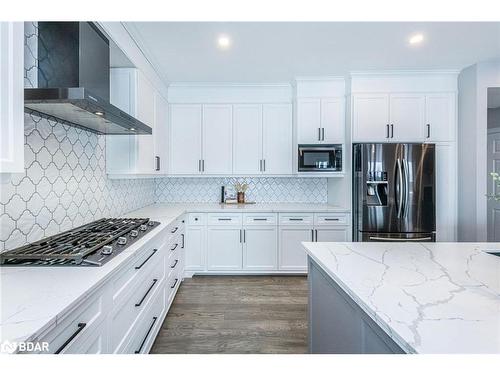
<box><xmin>150</xmin><ymin>275</ymin><xmax>308</xmax><ymax>354</ymax></box>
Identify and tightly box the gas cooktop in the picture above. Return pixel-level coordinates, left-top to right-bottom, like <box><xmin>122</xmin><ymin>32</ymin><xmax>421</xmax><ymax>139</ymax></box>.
<box><xmin>0</xmin><ymin>218</ymin><xmax>160</xmax><ymax>267</ymax></box>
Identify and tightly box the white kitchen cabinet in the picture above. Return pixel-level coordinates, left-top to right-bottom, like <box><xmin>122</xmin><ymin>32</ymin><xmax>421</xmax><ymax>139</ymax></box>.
<box><xmin>315</xmin><ymin>227</ymin><xmax>349</xmax><ymax>242</ymax></box>
<box><xmin>185</xmin><ymin>226</ymin><xmax>206</xmax><ymax>271</ymax></box>
<box><xmin>0</xmin><ymin>22</ymin><xmax>24</xmax><ymax>174</ymax></box>
<box><xmin>169</xmin><ymin>104</ymin><xmax>202</xmax><ymax>175</ymax></box>
<box><xmin>207</xmin><ymin>226</ymin><xmax>243</xmax><ymax>271</ymax></box>
<box><xmin>425</xmin><ymin>93</ymin><xmax>456</xmax><ymax>142</ymax></box>
<box><xmin>106</xmin><ymin>68</ymin><xmax>165</xmax><ymax>175</ymax></box>
<box><xmin>153</xmin><ymin>93</ymin><xmax>168</xmax><ymax>173</ymax></box>
<box><xmin>202</xmin><ymin>105</ymin><xmax>233</xmax><ymax>174</ymax></box>
<box><xmin>389</xmin><ymin>94</ymin><xmax>425</xmax><ymax>141</ymax></box>
<box><xmin>233</xmin><ymin>104</ymin><xmax>263</xmax><ymax>174</ymax></box>
<box><xmin>297</xmin><ymin>99</ymin><xmax>321</xmax><ymax>143</ymax></box>
<box><xmin>262</xmin><ymin>103</ymin><xmax>293</xmax><ymax>174</ymax></box>
<box><xmin>278</xmin><ymin>226</ymin><xmax>312</xmax><ymax>271</ymax></box>
<box><xmin>352</xmin><ymin>94</ymin><xmax>390</xmax><ymax>142</ymax></box>
<box><xmin>242</xmin><ymin>226</ymin><xmax>278</xmax><ymax>270</ymax></box>
<box><xmin>297</xmin><ymin>98</ymin><xmax>344</xmax><ymax>144</ymax></box>
<box><xmin>435</xmin><ymin>143</ymin><xmax>457</xmax><ymax>241</ymax></box>
<box><xmin>321</xmin><ymin>98</ymin><xmax>345</xmax><ymax>143</ymax></box>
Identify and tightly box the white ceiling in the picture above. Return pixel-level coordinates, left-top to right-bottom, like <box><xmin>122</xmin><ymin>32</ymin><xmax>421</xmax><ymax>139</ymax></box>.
<box><xmin>124</xmin><ymin>22</ymin><xmax>500</xmax><ymax>83</ymax></box>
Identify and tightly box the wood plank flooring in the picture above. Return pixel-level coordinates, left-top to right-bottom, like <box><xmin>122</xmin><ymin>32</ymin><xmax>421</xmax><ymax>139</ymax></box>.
<box><xmin>150</xmin><ymin>275</ymin><xmax>308</xmax><ymax>354</ymax></box>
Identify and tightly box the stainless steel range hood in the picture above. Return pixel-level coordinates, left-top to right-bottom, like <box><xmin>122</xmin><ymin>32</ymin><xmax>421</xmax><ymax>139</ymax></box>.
<box><xmin>24</xmin><ymin>22</ymin><xmax>152</xmax><ymax>135</ymax></box>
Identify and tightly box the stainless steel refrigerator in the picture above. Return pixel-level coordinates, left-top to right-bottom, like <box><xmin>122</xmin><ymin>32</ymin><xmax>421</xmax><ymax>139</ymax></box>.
<box><xmin>353</xmin><ymin>143</ymin><xmax>436</xmax><ymax>242</ymax></box>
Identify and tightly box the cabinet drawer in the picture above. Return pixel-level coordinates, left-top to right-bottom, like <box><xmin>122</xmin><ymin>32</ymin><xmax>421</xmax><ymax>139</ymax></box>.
<box><xmin>112</xmin><ymin>243</ymin><xmax>165</xmax><ymax>306</ymax></box>
<box><xmin>39</xmin><ymin>291</ymin><xmax>105</xmax><ymax>354</ymax></box>
<box><xmin>188</xmin><ymin>213</ymin><xmax>205</xmax><ymax>226</ymax></box>
<box><xmin>243</xmin><ymin>213</ymin><xmax>277</xmax><ymax>225</ymax></box>
<box><xmin>207</xmin><ymin>213</ymin><xmax>242</xmax><ymax>226</ymax></box>
<box><xmin>279</xmin><ymin>213</ymin><xmax>314</xmax><ymax>225</ymax></box>
<box><xmin>314</xmin><ymin>213</ymin><xmax>349</xmax><ymax>226</ymax></box>
<box><xmin>125</xmin><ymin>286</ymin><xmax>165</xmax><ymax>354</ymax></box>
<box><xmin>110</xmin><ymin>257</ymin><xmax>165</xmax><ymax>352</ymax></box>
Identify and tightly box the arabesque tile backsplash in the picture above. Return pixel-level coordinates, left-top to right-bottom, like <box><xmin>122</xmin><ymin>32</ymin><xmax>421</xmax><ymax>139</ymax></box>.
<box><xmin>0</xmin><ymin>23</ymin><xmax>327</xmax><ymax>253</ymax></box>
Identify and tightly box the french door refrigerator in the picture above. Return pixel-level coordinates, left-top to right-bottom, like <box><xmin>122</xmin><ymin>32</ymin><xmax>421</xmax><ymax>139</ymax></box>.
<box><xmin>353</xmin><ymin>143</ymin><xmax>436</xmax><ymax>242</ymax></box>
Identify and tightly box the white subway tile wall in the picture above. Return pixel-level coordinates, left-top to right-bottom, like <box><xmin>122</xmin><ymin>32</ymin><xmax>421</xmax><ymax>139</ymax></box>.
<box><xmin>155</xmin><ymin>177</ymin><xmax>327</xmax><ymax>203</ymax></box>
<box><xmin>0</xmin><ymin>23</ymin><xmax>328</xmax><ymax>253</ymax></box>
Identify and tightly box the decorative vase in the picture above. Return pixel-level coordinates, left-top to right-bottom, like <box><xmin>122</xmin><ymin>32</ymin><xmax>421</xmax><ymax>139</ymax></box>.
<box><xmin>237</xmin><ymin>192</ymin><xmax>245</xmax><ymax>204</ymax></box>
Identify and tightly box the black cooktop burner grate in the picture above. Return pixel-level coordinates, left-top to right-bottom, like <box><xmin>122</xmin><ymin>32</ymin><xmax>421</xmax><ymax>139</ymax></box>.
<box><xmin>0</xmin><ymin>218</ymin><xmax>152</xmax><ymax>265</ymax></box>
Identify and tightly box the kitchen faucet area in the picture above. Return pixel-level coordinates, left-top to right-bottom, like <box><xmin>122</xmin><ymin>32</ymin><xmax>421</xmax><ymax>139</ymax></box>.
<box><xmin>1</xmin><ymin>2</ymin><xmax>499</xmax><ymax>374</ymax></box>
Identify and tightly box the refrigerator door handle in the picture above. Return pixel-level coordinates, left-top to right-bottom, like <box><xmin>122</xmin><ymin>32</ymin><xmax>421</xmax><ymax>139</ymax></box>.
<box><xmin>402</xmin><ymin>158</ymin><xmax>409</xmax><ymax>218</ymax></box>
<box><xmin>396</xmin><ymin>158</ymin><xmax>403</xmax><ymax>218</ymax></box>
<box><xmin>369</xmin><ymin>236</ymin><xmax>433</xmax><ymax>242</ymax></box>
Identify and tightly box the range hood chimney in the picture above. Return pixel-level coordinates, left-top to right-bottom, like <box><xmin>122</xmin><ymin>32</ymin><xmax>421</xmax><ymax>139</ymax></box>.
<box><xmin>24</xmin><ymin>22</ymin><xmax>152</xmax><ymax>135</ymax></box>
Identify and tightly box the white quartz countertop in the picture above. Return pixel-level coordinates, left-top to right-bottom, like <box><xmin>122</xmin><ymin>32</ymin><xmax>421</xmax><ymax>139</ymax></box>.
<box><xmin>302</xmin><ymin>241</ymin><xmax>500</xmax><ymax>354</ymax></box>
<box><xmin>0</xmin><ymin>222</ymin><xmax>172</xmax><ymax>352</ymax></box>
<box><xmin>126</xmin><ymin>202</ymin><xmax>349</xmax><ymax>220</ymax></box>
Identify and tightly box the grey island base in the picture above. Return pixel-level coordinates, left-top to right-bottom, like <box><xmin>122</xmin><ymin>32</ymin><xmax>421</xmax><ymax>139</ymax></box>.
<box><xmin>309</xmin><ymin>258</ymin><xmax>404</xmax><ymax>354</ymax></box>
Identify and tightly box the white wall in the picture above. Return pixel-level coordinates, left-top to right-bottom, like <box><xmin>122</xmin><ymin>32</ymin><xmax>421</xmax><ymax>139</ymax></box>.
<box><xmin>457</xmin><ymin>61</ymin><xmax>500</xmax><ymax>241</ymax></box>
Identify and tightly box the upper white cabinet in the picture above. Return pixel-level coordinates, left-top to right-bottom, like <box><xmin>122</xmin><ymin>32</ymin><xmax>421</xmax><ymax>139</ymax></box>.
<box><xmin>425</xmin><ymin>93</ymin><xmax>456</xmax><ymax>142</ymax></box>
<box><xmin>106</xmin><ymin>68</ymin><xmax>167</xmax><ymax>175</ymax></box>
<box><xmin>169</xmin><ymin>104</ymin><xmax>202</xmax><ymax>175</ymax></box>
<box><xmin>297</xmin><ymin>98</ymin><xmax>344</xmax><ymax>144</ymax></box>
<box><xmin>389</xmin><ymin>94</ymin><xmax>425</xmax><ymax>141</ymax></box>
<box><xmin>0</xmin><ymin>22</ymin><xmax>24</xmax><ymax>174</ymax></box>
<box><xmin>233</xmin><ymin>104</ymin><xmax>262</xmax><ymax>174</ymax></box>
<box><xmin>170</xmin><ymin>101</ymin><xmax>292</xmax><ymax>176</ymax></box>
<box><xmin>202</xmin><ymin>105</ymin><xmax>233</xmax><ymax>174</ymax></box>
<box><xmin>262</xmin><ymin>104</ymin><xmax>293</xmax><ymax>174</ymax></box>
<box><xmin>351</xmin><ymin>72</ymin><xmax>457</xmax><ymax>143</ymax></box>
<box><xmin>352</xmin><ymin>94</ymin><xmax>390</xmax><ymax>142</ymax></box>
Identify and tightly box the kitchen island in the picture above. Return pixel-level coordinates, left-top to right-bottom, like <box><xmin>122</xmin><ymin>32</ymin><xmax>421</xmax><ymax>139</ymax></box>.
<box><xmin>303</xmin><ymin>242</ymin><xmax>500</xmax><ymax>354</ymax></box>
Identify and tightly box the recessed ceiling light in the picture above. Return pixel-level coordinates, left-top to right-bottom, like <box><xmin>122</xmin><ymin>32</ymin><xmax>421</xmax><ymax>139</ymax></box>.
<box><xmin>217</xmin><ymin>35</ymin><xmax>231</xmax><ymax>50</ymax></box>
<box><xmin>409</xmin><ymin>33</ymin><xmax>424</xmax><ymax>45</ymax></box>
<box><xmin>94</xmin><ymin>111</ymin><xmax>104</xmax><ymax>116</ymax></box>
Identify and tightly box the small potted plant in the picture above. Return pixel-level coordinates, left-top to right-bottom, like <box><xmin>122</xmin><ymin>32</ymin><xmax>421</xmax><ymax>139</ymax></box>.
<box><xmin>234</xmin><ymin>182</ymin><xmax>248</xmax><ymax>204</ymax></box>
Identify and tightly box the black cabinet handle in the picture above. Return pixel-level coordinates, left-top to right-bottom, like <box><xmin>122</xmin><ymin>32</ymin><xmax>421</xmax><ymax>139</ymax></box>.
<box><xmin>170</xmin><ymin>243</ymin><xmax>178</xmax><ymax>251</ymax></box>
<box><xmin>318</xmin><ymin>127</ymin><xmax>321</xmax><ymax>141</ymax></box>
<box><xmin>171</xmin><ymin>227</ymin><xmax>178</xmax><ymax>233</ymax></box>
<box><xmin>135</xmin><ymin>249</ymin><xmax>157</xmax><ymax>270</ymax></box>
<box><xmin>134</xmin><ymin>317</ymin><xmax>157</xmax><ymax>354</ymax></box>
<box><xmin>135</xmin><ymin>279</ymin><xmax>158</xmax><ymax>307</ymax></box>
<box><xmin>155</xmin><ymin>156</ymin><xmax>160</xmax><ymax>171</ymax></box>
<box><xmin>321</xmin><ymin>128</ymin><xmax>325</xmax><ymax>141</ymax></box>
<box><xmin>54</xmin><ymin>323</ymin><xmax>86</xmax><ymax>354</ymax></box>
<box><xmin>181</xmin><ymin>234</ymin><xmax>184</xmax><ymax>248</ymax></box>
<box><xmin>386</xmin><ymin>124</ymin><xmax>390</xmax><ymax>138</ymax></box>
<box><xmin>315</xmin><ymin>229</ymin><xmax>318</xmax><ymax>242</ymax></box>
<box><xmin>324</xmin><ymin>218</ymin><xmax>340</xmax><ymax>221</ymax></box>
<box><xmin>218</xmin><ymin>218</ymin><xmax>232</xmax><ymax>221</ymax></box>
<box><xmin>243</xmin><ymin>229</ymin><xmax>246</xmax><ymax>243</ymax></box>
<box><xmin>289</xmin><ymin>218</ymin><xmax>303</xmax><ymax>221</ymax></box>
<box><xmin>253</xmin><ymin>218</ymin><xmax>267</xmax><ymax>221</ymax></box>
<box><xmin>171</xmin><ymin>259</ymin><xmax>179</xmax><ymax>269</ymax></box>
<box><xmin>171</xmin><ymin>278</ymin><xmax>178</xmax><ymax>289</ymax></box>
<box><xmin>311</xmin><ymin>229</ymin><xmax>314</xmax><ymax>241</ymax></box>
<box><xmin>426</xmin><ymin>124</ymin><xmax>431</xmax><ymax>138</ymax></box>
<box><xmin>390</xmin><ymin>124</ymin><xmax>394</xmax><ymax>138</ymax></box>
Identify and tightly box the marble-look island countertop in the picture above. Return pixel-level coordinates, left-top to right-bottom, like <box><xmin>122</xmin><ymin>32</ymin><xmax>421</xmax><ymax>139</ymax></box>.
<box><xmin>302</xmin><ymin>241</ymin><xmax>500</xmax><ymax>353</ymax></box>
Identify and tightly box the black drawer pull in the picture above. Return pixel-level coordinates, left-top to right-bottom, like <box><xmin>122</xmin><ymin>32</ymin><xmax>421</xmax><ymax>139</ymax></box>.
<box><xmin>289</xmin><ymin>218</ymin><xmax>303</xmax><ymax>221</ymax></box>
<box><xmin>135</xmin><ymin>249</ymin><xmax>157</xmax><ymax>270</ymax></box>
<box><xmin>324</xmin><ymin>218</ymin><xmax>340</xmax><ymax>221</ymax></box>
<box><xmin>170</xmin><ymin>278</ymin><xmax>178</xmax><ymax>289</ymax></box>
<box><xmin>170</xmin><ymin>243</ymin><xmax>178</xmax><ymax>251</ymax></box>
<box><xmin>134</xmin><ymin>316</ymin><xmax>157</xmax><ymax>354</ymax></box>
<box><xmin>135</xmin><ymin>279</ymin><xmax>158</xmax><ymax>307</ymax></box>
<box><xmin>171</xmin><ymin>259</ymin><xmax>179</xmax><ymax>269</ymax></box>
<box><xmin>181</xmin><ymin>234</ymin><xmax>184</xmax><ymax>248</ymax></box>
<box><xmin>171</xmin><ymin>227</ymin><xmax>178</xmax><ymax>233</ymax></box>
<box><xmin>54</xmin><ymin>323</ymin><xmax>86</xmax><ymax>354</ymax></box>
<box><xmin>253</xmin><ymin>218</ymin><xmax>267</xmax><ymax>221</ymax></box>
<box><xmin>218</xmin><ymin>218</ymin><xmax>232</xmax><ymax>221</ymax></box>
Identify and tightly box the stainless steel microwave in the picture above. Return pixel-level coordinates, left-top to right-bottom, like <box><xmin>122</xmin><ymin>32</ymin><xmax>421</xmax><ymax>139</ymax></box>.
<box><xmin>298</xmin><ymin>144</ymin><xmax>343</xmax><ymax>172</ymax></box>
